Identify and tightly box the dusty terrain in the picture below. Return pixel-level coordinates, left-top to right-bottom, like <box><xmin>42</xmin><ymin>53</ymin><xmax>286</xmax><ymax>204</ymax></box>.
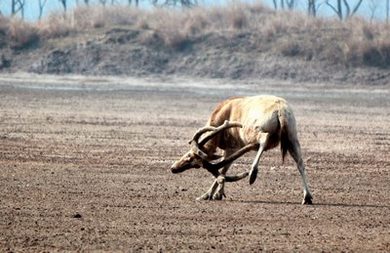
<box><xmin>0</xmin><ymin>74</ymin><xmax>389</xmax><ymax>252</ymax></box>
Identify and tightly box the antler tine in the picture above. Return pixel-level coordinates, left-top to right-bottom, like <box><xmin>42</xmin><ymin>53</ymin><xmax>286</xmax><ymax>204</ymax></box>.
<box><xmin>190</xmin><ymin>120</ymin><xmax>242</xmax><ymax>145</ymax></box>
<box><xmin>190</xmin><ymin>126</ymin><xmax>218</xmax><ymax>144</ymax></box>
<box><xmin>225</xmin><ymin>172</ymin><xmax>249</xmax><ymax>182</ymax></box>
<box><xmin>199</xmin><ymin>120</ymin><xmax>243</xmax><ymax>146</ymax></box>
<box><xmin>202</xmin><ymin>168</ymin><xmax>249</xmax><ymax>182</ymax></box>
<box><xmin>202</xmin><ymin>143</ymin><xmax>259</xmax><ymax>171</ymax></box>
<box><xmin>189</xmin><ymin>125</ymin><xmax>218</xmax><ymax>160</ymax></box>
<box><xmin>189</xmin><ymin>120</ymin><xmax>243</xmax><ymax>160</ymax></box>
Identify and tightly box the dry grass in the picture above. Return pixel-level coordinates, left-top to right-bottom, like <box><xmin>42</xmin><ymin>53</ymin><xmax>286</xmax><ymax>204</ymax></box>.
<box><xmin>0</xmin><ymin>2</ymin><xmax>389</xmax><ymax>67</ymax></box>
<box><xmin>1</xmin><ymin>18</ymin><xmax>40</xmax><ymax>49</ymax></box>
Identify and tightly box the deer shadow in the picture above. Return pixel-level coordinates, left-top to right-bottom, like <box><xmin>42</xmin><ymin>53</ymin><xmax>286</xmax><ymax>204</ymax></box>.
<box><xmin>228</xmin><ymin>199</ymin><xmax>390</xmax><ymax>209</ymax></box>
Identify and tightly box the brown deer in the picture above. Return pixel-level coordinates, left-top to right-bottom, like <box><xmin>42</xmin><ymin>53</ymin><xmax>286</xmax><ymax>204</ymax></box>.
<box><xmin>170</xmin><ymin>95</ymin><xmax>313</xmax><ymax>205</ymax></box>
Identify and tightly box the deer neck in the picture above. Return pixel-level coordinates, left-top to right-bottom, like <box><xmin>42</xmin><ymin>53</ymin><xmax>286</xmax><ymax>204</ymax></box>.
<box><xmin>202</xmin><ymin>139</ymin><xmax>219</xmax><ymax>157</ymax></box>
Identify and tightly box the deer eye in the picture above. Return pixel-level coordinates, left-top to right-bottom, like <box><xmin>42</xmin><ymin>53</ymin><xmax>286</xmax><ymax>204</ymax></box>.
<box><xmin>185</xmin><ymin>153</ymin><xmax>193</xmax><ymax>161</ymax></box>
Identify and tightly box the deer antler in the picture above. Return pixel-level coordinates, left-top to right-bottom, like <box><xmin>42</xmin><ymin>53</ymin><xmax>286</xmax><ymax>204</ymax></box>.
<box><xmin>202</xmin><ymin>143</ymin><xmax>259</xmax><ymax>175</ymax></box>
<box><xmin>198</xmin><ymin>121</ymin><xmax>242</xmax><ymax>146</ymax></box>
<box><xmin>189</xmin><ymin>120</ymin><xmax>258</xmax><ymax>179</ymax></box>
<box><xmin>190</xmin><ymin>120</ymin><xmax>243</xmax><ymax>159</ymax></box>
<box><xmin>190</xmin><ymin>120</ymin><xmax>242</xmax><ymax>144</ymax></box>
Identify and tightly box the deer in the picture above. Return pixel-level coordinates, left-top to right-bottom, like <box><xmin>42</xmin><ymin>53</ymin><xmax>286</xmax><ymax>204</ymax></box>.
<box><xmin>170</xmin><ymin>95</ymin><xmax>313</xmax><ymax>205</ymax></box>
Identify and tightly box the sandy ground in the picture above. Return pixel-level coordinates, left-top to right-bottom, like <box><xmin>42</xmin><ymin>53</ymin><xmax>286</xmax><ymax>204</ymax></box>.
<box><xmin>0</xmin><ymin>74</ymin><xmax>389</xmax><ymax>252</ymax></box>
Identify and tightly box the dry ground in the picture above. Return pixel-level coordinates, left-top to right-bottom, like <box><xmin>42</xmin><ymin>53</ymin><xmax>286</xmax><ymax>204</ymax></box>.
<box><xmin>0</xmin><ymin>74</ymin><xmax>389</xmax><ymax>252</ymax></box>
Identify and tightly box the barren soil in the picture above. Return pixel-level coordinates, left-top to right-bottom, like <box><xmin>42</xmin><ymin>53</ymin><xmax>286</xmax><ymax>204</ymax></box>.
<box><xmin>0</xmin><ymin>74</ymin><xmax>389</xmax><ymax>252</ymax></box>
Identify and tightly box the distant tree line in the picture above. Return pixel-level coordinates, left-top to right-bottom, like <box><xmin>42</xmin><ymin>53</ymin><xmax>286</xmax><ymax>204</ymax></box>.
<box><xmin>3</xmin><ymin>0</ymin><xmax>198</xmax><ymax>20</ymax></box>
<box><xmin>272</xmin><ymin>0</ymin><xmax>389</xmax><ymax>22</ymax></box>
<box><xmin>1</xmin><ymin>0</ymin><xmax>390</xmax><ymax>23</ymax></box>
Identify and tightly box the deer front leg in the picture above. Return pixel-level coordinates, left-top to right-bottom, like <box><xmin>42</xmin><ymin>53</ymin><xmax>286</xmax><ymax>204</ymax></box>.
<box><xmin>197</xmin><ymin>149</ymin><xmax>232</xmax><ymax>200</ymax></box>
<box><xmin>196</xmin><ymin>178</ymin><xmax>220</xmax><ymax>200</ymax></box>
<box><xmin>197</xmin><ymin>149</ymin><xmax>236</xmax><ymax>201</ymax></box>
<box><xmin>196</xmin><ymin>170</ymin><xmax>249</xmax><ymax>200</ymax></box>
<box><xmin>211</xmin><ymin>173</ymin><xmax>228</xmax><ymax>200</ymax></box>
<box><xmin>211</xmin><ymin>148</ymin><xmax>234</xmax><ymax>200</ymax></box>
<box><xmin>196</xmin><ymin>165</ymin><xmax>231</xmax><ymax>201</ymax></box>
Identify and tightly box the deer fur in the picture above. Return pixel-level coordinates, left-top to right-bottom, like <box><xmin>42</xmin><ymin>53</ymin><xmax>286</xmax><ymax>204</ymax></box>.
<box><xmin>170</xmin><ymin>95</ymin><xmax>313</xmax><ymax>204</ymax></box>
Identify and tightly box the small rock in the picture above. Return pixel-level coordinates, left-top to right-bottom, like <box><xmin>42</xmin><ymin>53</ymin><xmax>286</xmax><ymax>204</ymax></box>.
<box><xmin>72</xmin><ymin>213</ymin><xmax>82</xmax><ymax>219</ymax></box>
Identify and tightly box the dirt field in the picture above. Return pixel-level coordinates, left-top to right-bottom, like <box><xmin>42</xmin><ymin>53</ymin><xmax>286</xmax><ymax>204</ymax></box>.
<box><xmin>0</xmin><ymin>74</ymin><xmax>389</xmax><ymax>252</ymax></box>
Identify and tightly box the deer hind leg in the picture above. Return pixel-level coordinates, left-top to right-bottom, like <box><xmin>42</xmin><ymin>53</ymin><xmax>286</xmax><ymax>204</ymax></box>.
<box><xmin>249</xmin><ymin>132</ymin><xmax>270</xmax><ymax>185</ymax></box>
<box><xmin>288</xmin><ymin>140</ymin><xmax>313</xmax><ymax>205</ymax></box>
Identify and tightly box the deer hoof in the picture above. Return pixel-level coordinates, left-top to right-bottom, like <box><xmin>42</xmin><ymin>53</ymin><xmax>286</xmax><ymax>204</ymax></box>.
<box><xmin>302</xmin><ymin>195</ymin><xmax>313</xmax><ymax>205</ymax></box>
<box><xmin>249</xmin><ymin>167</ymin><xmax>258</xmax><ymax>185</ymax></box>
<box><xmin>196</xmin><ymin>193</ymin><xmax>212</xmax><ymax>201</ymax></box>
<box><xmin>212</xmin><ymin>192</ymin><xmax>223</xmax><ymax>200</ymax></box>
<box><xmin>212</xmin><ymin>190</ymin><xmax>226</xmax><ymax>200</ymax></box>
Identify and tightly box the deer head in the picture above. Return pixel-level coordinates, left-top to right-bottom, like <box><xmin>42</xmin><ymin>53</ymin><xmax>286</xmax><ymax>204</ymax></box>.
<box><xmin>170</xmin><ymin>120</ymin><xmax>258</xmax><ymax>179</ymax></box>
